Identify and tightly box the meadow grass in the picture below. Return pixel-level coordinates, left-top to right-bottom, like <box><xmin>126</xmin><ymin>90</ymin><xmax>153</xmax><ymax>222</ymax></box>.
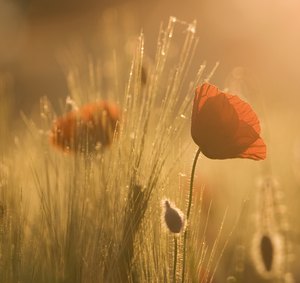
<box><xmin>0</xmin><ymin>17</ymin><xmax>295</xmax><ymax>283</ymax></box>
<box><xmin>0</xmin><ymin>18</ymin><xmax>221</xmax><ymax>283</ymax></box>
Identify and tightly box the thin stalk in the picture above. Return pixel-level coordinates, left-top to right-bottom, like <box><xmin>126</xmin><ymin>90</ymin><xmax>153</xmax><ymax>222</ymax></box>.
<box><xmin>173</xmin><ymin>236</ymin><xmax>178</xmax><ymax>283</ymax></box>
<box><xmin>182</xmin><ymin>148</ymin><xmax>201</xmax><ymax>282</ymax></box>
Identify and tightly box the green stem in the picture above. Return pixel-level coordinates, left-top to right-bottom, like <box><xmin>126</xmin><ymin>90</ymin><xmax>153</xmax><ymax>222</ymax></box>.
<box><xmin>181</xmin><ymin>148</ymin><xmax>201</xmax><ymax>283</ymax></box>
<box><xmin>173</xmin><ymin>236</ymin><xmax>178</xmax><ymax>283</ymax></box>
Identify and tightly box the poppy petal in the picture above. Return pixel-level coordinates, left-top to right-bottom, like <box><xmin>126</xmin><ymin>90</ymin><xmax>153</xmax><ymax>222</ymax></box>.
<box><xmin>239</xmin><ymin>137</ymin><xmax>267</xmax><ymax>160</ymax></box>
<box><xmin>191</xmin><ymin>94</ymin><xmax>240</xmax><ymax>156</ymax></box>
<box><xmin>226</xmin><ymin>93</ymin><xmax>266</xmax><ymax>160</ymax></box>
<box><xmin>194</xmin><ymin>83</ymin><xmax>219</xmax><ymax>110</ymax></box>
<box><xmin>191</xmin><ymin>83</ymin><xmax>267</xmax><ymax>160</ymax></box>
<box><xmin>50</xmin><ymin>101</ymin><xmax>120</xmax><ymax>153</ymax></box>
<box><xmin>225</xmin><ymin>93</ymin><xmax>261</xmax><ymax>134</ymax></box>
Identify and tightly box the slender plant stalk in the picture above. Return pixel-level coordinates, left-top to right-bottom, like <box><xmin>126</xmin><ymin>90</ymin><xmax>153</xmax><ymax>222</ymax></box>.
<box><xmin>182</xmin><ymin>148</ymin><xmax>201</xmax><ymax>282</ymax></box>
<box><xmin>173</xmin><ymin>236</ymin><xmax>178</xmax><ymax>283</ymax></box>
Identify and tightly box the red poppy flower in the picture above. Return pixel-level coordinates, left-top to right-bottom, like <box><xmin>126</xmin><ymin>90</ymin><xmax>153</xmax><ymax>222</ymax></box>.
<box><xmin>50</xmin><ymin>100</ymin><xmax>120</xmax><ymax>153</ymax></box>
<box><xmin>191</xmin><ymin>83</ymin><xmax>266</xmax><ymax>160</ymax></box>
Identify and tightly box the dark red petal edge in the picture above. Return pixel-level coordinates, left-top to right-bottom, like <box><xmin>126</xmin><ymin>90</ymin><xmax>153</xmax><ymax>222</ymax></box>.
<box><xmin>238</xmin><ymin>137</ymin><xmax>267</xmax><ymax>160</ymax></box>
<box><xmin>225</xmin><ymin>93</ymin><xmax>261</xmax><ymax>134</ymax></box>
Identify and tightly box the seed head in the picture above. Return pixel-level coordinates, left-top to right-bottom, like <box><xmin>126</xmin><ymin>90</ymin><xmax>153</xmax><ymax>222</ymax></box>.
<box><xmin>162</xmin><ymin>199</ymin><xmax>185</xmax><ymax>234</ymax></box>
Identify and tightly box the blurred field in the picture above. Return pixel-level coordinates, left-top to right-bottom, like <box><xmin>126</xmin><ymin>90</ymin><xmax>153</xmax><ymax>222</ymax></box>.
<box><xmin>1</xmin><ymin>1</ymin><xmax>300</xmax><ymax>282</ymax></box>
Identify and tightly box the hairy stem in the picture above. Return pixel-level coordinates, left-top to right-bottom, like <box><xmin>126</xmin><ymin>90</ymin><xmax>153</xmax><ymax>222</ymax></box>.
<box><xmin>182</xmin><ymin>148</ymin><xmax>201</xmax><ymax>282</ymax></box>
<box><xmin>173</xmin><ymin>236</ymin><xmax>178</xmax><ymax>283</ymax></box>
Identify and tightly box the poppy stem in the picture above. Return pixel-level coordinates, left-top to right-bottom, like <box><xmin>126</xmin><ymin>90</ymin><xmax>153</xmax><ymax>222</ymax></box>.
<box><xmin>186</xmin><ymin>148</ymin><xmax>201</xmax><ymax>219</ymax></box>
<box><xmin>182</xmin><ymin>147</ymin><xmax>201</xmax><ymax>283</ymax></box>
<box><xmin>173</xmin><ymin>236</ymin><xmax>178</xmax><ymax>283</ymax></box>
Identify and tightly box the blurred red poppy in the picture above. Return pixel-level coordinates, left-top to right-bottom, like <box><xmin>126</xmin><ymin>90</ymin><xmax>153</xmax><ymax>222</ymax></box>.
<box><xmin>191</xmin><ymin>83</ymin><xmax>266</xmax><ymax>160</ymax></box>
<box><xmin>50</xmin><ymin>101</ymin><xmax>120</xmax><ymax>153</ymax></box>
